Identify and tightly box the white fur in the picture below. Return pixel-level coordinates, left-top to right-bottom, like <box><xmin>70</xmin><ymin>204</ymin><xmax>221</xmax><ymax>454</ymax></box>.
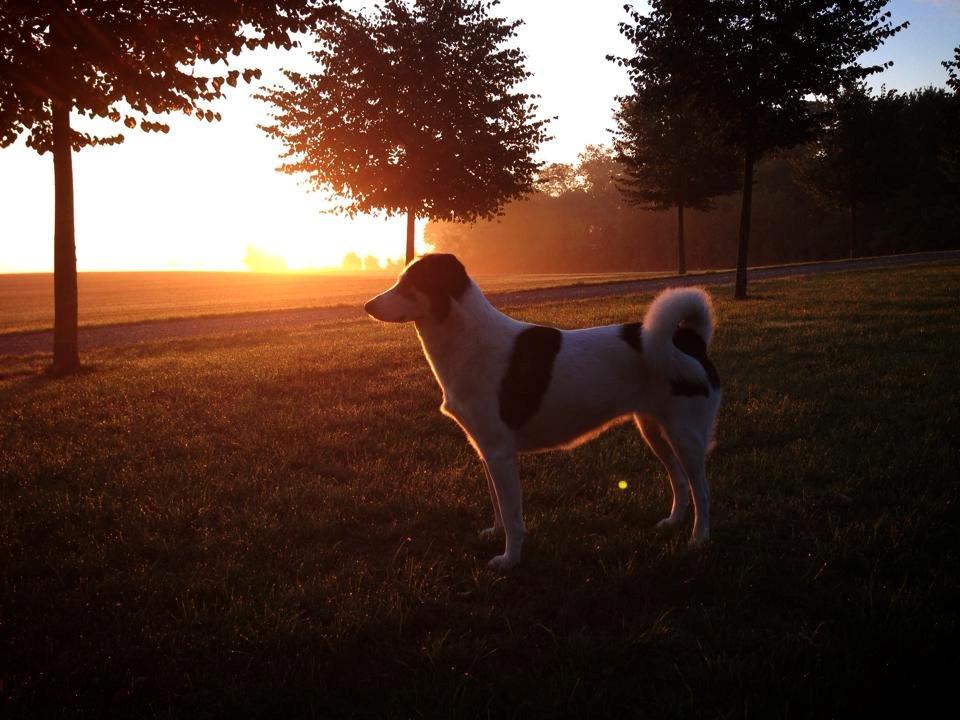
<box><xmin>365</xmin><ymin>265</ymin><xmax>721</xmax><ymax>570</ymax></box>
<box><xmin>643</xmin><ymin>287</ymin><xmax>716</xmax><ymax>389</ymax></box>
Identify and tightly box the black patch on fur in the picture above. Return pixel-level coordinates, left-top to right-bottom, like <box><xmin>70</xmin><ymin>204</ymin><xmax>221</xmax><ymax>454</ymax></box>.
<box><xmin>404</xmin><ymin>253</ymin><xmax>471</xmax><ymax>322</ymax></box>
<box><xmin>670</xmin><ymin>326</ymin><xmax>720</xmax><ymax>396</ymax></box>
<box><xmin>499</xmin><ymin>326</ymin><xmax>563</xmax><ymax>429</ymax></box>
<box><xmin>669</xmin><ymin>379</ymin><xmax>710</xmax><ymax>397</ymax></box>
<box><xmin>620</xmin><ymin>322</ymin><xmax>642</xmax><ymax>351</ymax></box>
<box><xmin>394</xmin><ymin>275</ymin><xmax>417</xmax><ymax>300</ymax></box>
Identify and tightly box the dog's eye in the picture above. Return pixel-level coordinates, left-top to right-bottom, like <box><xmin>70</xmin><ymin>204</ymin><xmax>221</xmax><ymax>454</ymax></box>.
<box><xmin>396</xmin><ymin>278</ymin><xmax>416</xmax><ymax>299</ymax></box>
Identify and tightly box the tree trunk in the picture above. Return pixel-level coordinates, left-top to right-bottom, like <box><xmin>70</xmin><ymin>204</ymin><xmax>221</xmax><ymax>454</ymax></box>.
<box><xmin>849</xmin><ymin>200</ymin><xmax>857</xmax><ymax>259</ymax></box>
<box><xmin>676</xmin><ymin>200</ymin><xmax>686</xmax><ymax>275</ymax></box>
<box><xmin>405</xmin><ymin>209</ymin><xmax>415</xmax><ymax>265</ymax></box>
<box><xmin>734</xmin><ymin>148</ymin><xmax>755</xmax><ymax>300</ymax></box>
<box><xmin>52</xmin><ymin>101</ymin><xmax>80</xmax><ymax>374</ymax></box>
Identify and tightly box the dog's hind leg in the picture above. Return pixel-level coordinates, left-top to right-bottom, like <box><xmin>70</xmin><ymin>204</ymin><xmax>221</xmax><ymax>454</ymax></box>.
<box><xmin>634</xmin><ymin>414</ymin><xmax>690</xmax><ymax>530</ymax></box>
<box><xmin>661</xmin><ymin>421</ymin><xmax>710</xmax><ymax>546</ymax></box>
<box><xmin>476</xmin><ymin>445</ymin><xmax>524</xmax><ymax>570</ymax></box>
<box><xmin>479</xmin><ymin>460</ymin><xmax>504</xmax><ymax>539</ymax></box>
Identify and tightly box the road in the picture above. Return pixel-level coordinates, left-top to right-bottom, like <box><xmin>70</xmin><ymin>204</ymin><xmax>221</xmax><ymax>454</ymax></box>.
<box><xmin>2</xmin><ymin>250</ymin><xmax>958</xmax><ymax>357</ymax></box>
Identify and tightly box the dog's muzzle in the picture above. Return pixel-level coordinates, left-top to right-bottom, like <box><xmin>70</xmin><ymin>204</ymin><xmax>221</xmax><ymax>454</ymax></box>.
<box><xmin>364</xmin><ymin>294</ymin><xmax>407</xmax><ymax>323</ymax></box>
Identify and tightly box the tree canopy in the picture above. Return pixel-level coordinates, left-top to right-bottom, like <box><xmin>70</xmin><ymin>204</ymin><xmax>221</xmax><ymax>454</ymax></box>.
<box><xmin>612</xmin><ymin>94</ymin><xmax>738</xmax><ymax>214</ymax></box>
<box><xmin>612</xmin><ymin>0</ymin><xmax>738</xmax><ymax>213</ymax></box>
<box><xmin>427</xmin><ymin>111</ymin><xmax>960</xmax><ymax>277</ymax></box>
<box><xmin>611</xmin><ymin>1</ymin><xmax>740</xmax><ymax>274</ymax></box>
<box><xmin>641</xmin><ymin>0</ymin><xmax>907</xmax><ymax>297</ymax></box>
<box><xmin>0</xmin><ymin>0</ymin><xmax>328</xmax><ymax>372</ymax></box>
<box><xmin>258</xmin><ymin>0</ymin><xmax>549</xmax><ymax>262</ymax></box>
<box><xmin>701</xmin><ymin>1</ymin><xmax>906</xmax><ymax>157</ymax></box>
<box><xmin>0</xmin><ymin>1</ymin><xmax>327</xmax><ymax>153</ymax></box>
<box><xmin>944</xmin><ymin>45</ymin><xmax>960</xmax><ymax>94</ymax></box>
<box><xmin>795</xmin><ymin>83</ymin><xmax>904</xmax><ymax>257</ymax></box>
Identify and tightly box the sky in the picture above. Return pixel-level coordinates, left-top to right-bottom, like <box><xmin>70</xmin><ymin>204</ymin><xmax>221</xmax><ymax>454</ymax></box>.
<box><xmin>0</xmin><ymin>0</ymin><xmax>957</xmax><ymax>274</ymax></box>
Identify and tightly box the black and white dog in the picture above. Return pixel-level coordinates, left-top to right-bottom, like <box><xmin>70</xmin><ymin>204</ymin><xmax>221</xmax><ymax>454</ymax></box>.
<box><xmin>364</xmin><ymin>254</ymin><xmax>721</xmax><ymax>569</ymax></box>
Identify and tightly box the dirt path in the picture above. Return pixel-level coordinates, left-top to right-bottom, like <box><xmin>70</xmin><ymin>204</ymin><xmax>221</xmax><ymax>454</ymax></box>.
<box><xmin>2</xmin><ymin>250</ymin><xmax>958</xmax><ymax>357</ymax></box>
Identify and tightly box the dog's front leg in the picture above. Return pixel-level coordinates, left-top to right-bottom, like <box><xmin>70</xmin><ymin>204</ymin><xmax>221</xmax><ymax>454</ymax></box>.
<box><xmin>479</xmin><ymin>447</ymin><xmax>524</xmax><ymax>570</ymax></box>
<box><xmin>479</xmin><ymin>461</ymin><xmax>504</xmax><ymax>539</ymax></box>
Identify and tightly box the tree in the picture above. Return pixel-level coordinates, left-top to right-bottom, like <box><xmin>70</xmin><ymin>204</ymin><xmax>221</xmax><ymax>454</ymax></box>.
<box><xmin>893</xmin><ymin>87</ymin><xmax>960</xmax><ymax>247</ymax></box>
<box><xmin>244</xmin><ymin>244</ymin><xmax>290</xmax><ymax>273</ymax></box>
<box><xmin>944</xmin><ymin>45</ymin><xmax>960</xmax><ymax>94</ymax></box>
<box><xmin>612</xmin><ymin>2</ymin><xmax>739</xmax><ymax>275</ymax></box>
<box><xmin>614</xmin><ymin>96</ymin><xmax>738</xmax><ymax>275</ymax></box>
<box><xmin>425</xmin><ymin>145</ymin><xmax>649</xmax><ymax>273</ymax></box>
<box><xmin>536</xmin><ymin>162</ymin><xmax>578</xmax><ymax>197</ymax></box>
<box><xmin>690</xmin><ymin>0</ymin><xmax>905</xmax><ymax>298</ymax></box>
<box><xmin>569</xmin><ymin>145</ymin><xmax>636</xmax><ymax>264</ymax></box>
<box><xmin>795</xmin><ymin>83</ymin><xmax>904</xmax><ymax>258</ymax></box>
<box><xmin>341</xmin><ymin>251</ymin><xmax>363</xmax><ymax>272</ymax></box>
<box><xmin>258</xmin><ymin>0</ymin><xmax>549</xmax><ymax>265</ymax></box>
<box><xmin>0</xmin><ymin>1</ymin><xmax>328</xmax><ymax>373</ymax></box>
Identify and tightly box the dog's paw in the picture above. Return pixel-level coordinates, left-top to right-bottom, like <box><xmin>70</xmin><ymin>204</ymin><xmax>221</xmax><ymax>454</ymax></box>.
<box><xmin>479</xmin><ymin>526</ymin><xmax>503</xmax><ymax>540</ymax></box>
<box><xmin>688</xmin><ymin>531</ymin><xmax>710</xmax><ymax>548</ymax></box>
<box><xmin>654</xmin><ymin>516</ymin><xmax>682</xmax><ymax>531</ymax></box>
<box><xmin>487</xmin><ymin>553</ymin><xmax>519</xmax><ymax>571</ymax></box>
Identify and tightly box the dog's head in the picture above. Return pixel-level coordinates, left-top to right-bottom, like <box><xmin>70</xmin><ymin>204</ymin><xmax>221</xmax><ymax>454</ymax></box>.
<box><xmin>364</xmin><ymin>253</ymin><xmax>471</xmax><ymax>324</ymax></box>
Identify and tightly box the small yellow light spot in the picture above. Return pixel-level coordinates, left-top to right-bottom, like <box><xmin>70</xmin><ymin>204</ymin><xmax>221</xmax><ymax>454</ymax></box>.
<box><xmin>618</xmin><ymin>480</ymin><xmax>628</xmax><ymax>490</ymax></box>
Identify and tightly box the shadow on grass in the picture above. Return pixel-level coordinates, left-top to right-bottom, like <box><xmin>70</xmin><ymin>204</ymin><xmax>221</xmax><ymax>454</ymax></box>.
<box><xmin>2</xmin><ymin>264</ymin><xmax>959</xmax><ymax>718</ymax></box>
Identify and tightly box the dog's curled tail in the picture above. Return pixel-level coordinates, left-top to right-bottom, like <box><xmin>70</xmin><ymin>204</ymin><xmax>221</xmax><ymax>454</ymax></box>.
<box><xmin>642</xmin><ymin>287</ymin><xmax>716</xmax><ymax>388</ymax></box>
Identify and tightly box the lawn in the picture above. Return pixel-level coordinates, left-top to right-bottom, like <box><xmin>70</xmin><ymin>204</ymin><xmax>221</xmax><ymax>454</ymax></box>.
<box><xmin>0</xmin><ymin>269</ymin><xmax>675</xmax><ymax>335</ymax></box>
<box><xmin>0</xmin><ymin>265</ymin><xmax>957</xmax><ymax>718</ymax></box>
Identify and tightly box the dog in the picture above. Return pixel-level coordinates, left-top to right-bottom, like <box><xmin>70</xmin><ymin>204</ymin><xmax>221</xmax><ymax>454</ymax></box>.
<box><xmin>364</xmin><ymin>254</ymin><xmax>721</xmax><ymax>569</ymax></box>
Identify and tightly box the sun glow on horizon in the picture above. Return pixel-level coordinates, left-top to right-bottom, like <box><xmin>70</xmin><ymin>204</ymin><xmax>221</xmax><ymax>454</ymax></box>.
<box><xmin>0</xmin><ymin>36</ymin><xmax>430</xmax><ymax>276</ymax></box>
<box><xmin>0</xmin><ymin>115</ymin><xmax>429</xmax><ymax>275</ymax></box>
<box><xmin>1</xmin><ymin>1</ymin><xmax>954</xmax><ymax>276</ymax></box>
<box><xmin>239</xmin><ymin>213</ymin><xmax>428</xmax><ymax>273</ymax></box>
<box><xmin>0</xmin><ymin>1</ymin><xmax>634</xmax><ymax>276</ymax></box>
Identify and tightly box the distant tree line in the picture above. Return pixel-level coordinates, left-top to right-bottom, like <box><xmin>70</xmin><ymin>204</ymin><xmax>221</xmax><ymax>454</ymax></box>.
<box><xmin>259</xmin><ymin>0</ymin><xmax>548</xmax><ymax>265</ymax></box>
<box><xmin>426</xmin><ymin>84</ymin><xmax>960</xmax><ymax>274</ymax></box>
<box><xmin>1</xmin><ymin>0</ymin><xmax>953</xmax><ymax>372</ymax></box>
<box><xmin>340</xmin><ymin>251</ymin><xmax>404</xmax><ymax>273</ymax></box>
<box><xmin>428</xmin><ymin>2</ymin><xmax>956</xmax><ymax>280</ymax></box>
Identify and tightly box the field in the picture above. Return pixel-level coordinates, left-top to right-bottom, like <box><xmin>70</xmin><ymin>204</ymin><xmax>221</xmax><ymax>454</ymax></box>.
<box><xmin>0</xmin><ymin>269</ymin><xmax>673</xmax><ymax>334</ymax></box>
<box><xmin>1</xmin><ymin>265</ymin><xmax>958</xmax><ymax>718</ymax></box>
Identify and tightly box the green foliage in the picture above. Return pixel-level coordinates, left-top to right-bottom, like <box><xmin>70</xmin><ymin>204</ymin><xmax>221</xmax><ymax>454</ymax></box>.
<box><xmin>639</xmin><ymin>0</ymin><xmax>910</xmax><ymax>296</ymax></box>
<box><xmin>796</xmin><ymin>85</ymin><xmax>960</xmax><ymax>253</ymax></box>
<box><xmin>611</xmin><ymin>1</ymin><xmax>739</xmax><ymax>212</ymax></box>
<box><xmin>700</xmin><ymin>0</ymin><xmax>907</xmax><ymax>157</ymax></box>
<box><xmin>535</xmin><ymin>162</ymin><xmax>579</xmax><ymax>197</ymax></box>
<box><xmin>795</xmin><ymin>84</ymin><xmax>904</xmax><ymax>212</ymax></box>
<box><xmin>1</xmin><ymin>266</ymin><xmax>958</xmax><ymax>717</ymax></box>
<box><xmin>426</xmin><ymin>146</ymin><xmax>852</xmax><ymax>273</ymax></box>
<box><xmin>0</xmin><ymin>1</ymin><xmax>328</xmax><ymax>153</ymax></box>
<box><xmin>0</xmin><ymin>0</ymin><xmax>327</xmax><ymax>373</ymax></box>
<box><xmin>944</xmin><ymin>45</ymin><xmax>960</xmax><ymax>94</ymax></box>
<box><xmin>889</xmin><ymin>87</ymin><xmax>960</xmax><ymax>246</ymax></box>
<box><xmin>612</xmin><ymin>94</ymin><xmax>739</xmax><ymax>212</ymax></box>
<box><xmin>258</xmin><ymin>0</ymin><xmax>549</xmax><ymax>223</ymax></box>
<box><xmin>427</xmin><ymin>146</ymin><xmax>649</xmax><ymax>272</ymax></box>
<box><xmin>427</xmin><ymin>110</ymin><xmax>960</xmax><ymax>275</ymax></box>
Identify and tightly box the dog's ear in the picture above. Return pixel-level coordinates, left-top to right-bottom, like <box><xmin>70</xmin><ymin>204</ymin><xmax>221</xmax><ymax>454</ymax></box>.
<box><xmin>406</xmin><ymin>254</ymin><xmax>471</xmax><ymax>322</ymax></box>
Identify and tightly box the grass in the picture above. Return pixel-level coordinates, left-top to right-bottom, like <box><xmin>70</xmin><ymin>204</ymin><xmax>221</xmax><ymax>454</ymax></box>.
<box><xmin>0</xmin><ymin>269</ymin><xmax>675</xmax><ymax>335</ymax></box>
<box><xmin>1</xmin><ymin>264</ymin><xmax>958</xmax><ymax>718</ymax></box>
